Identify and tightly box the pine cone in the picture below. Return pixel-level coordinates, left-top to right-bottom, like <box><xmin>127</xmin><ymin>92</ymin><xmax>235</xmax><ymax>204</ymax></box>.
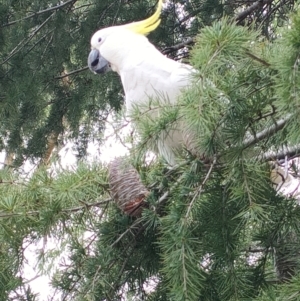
<box><xmin>108</xmin><ymin>157</ymin><xmax>149</xmax><ymax>217</ymax></box>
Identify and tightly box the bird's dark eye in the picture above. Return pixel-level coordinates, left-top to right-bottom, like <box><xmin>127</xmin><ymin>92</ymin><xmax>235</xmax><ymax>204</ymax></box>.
<box><xmin>98</xmin><ymin>37</ymin><xmax>102</xmax><ymax>43</ymax></box>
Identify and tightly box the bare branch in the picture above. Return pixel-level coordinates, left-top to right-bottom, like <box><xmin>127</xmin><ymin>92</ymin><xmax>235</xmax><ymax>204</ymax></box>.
<box><xmin>1</xmin><ymin>0</ymin><xmax>77</xmax><ymax>28</ymax></box>
<box><xmin>24</xmin><ymin>274</ymin><xmax>42</xmax><ymax>284</ymax></box>
<box><xmin>63</xmin><ymin>199</ymin><xmax>111</xmax><ymax>213</ymax></box>
<box><xmin>185</xmin><ymin>155</ymin><xmax>216</xmax><ymax>220</ymax></box>
<box><xmin>242</xmin><ymin>115</ymin><xmax>291</xmax><ymax>149</ymax></box>
<box><xmin>1</xmin><ymin>13</ymin><xmax>54</xmax><ymax>66</ymax></box>
<box><xmin>262</xmin><ymin>145</ymin><xmax>300</xmax><ymax>161</ymax></box>
<box><xmin>54</xmin><ymin>66</ymin><xmax>89</xmax><ymax>79</ymax></box>
<box><xmin>236</xmin><ymin>0</ymin><xmax>274</xmax><ymax>24</ymax></box>
<box><xmin>0</xmin><ymin>199</ymin><xmax>111</xmax><ymax>219</ymax></box>
<box><xmin>244</xmin><ymin>50</ymin><xmax>271</xmax><ymax>67</ymax></box>
<box><xmin>261</xmin><ymin>0</ymin><xmax>290</xmax><ymax>24</ymax></box>
<box><xmin>110</xmin><ymin>219</ymin><xmax>143</xmax><ymax>248</ymax></box>
<box><xmin>162</xmin><ymin>37</ymin><xmax>195</xmax><ymax>55</ymax></box>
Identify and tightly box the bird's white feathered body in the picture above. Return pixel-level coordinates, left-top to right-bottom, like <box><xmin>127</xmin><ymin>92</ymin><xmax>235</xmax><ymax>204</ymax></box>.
<box><xmin>119</xmin><ymin>38</ymin><xmax>194</xmax><ymax>164</ymax></box>
<box><xmin>88</xmin><ymin>1</ymin><xmax>194</xmax><ymax>164</ymax></box>
<box><xmin>119</xmin><ymin>44</ymin><xmax>193</xmax><ymax>112</ymax></box>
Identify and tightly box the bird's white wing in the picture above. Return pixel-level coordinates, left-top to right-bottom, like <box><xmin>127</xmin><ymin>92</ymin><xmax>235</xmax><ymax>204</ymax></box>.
<box><xmin>120</xmin><ymin>53</ymin><xmax>194</xmax><ymax>112</ymax></box>
<box><xmin>118</xmin><ymin>52</ymin><xmax>194</xmax><ymax>165</ymax></box>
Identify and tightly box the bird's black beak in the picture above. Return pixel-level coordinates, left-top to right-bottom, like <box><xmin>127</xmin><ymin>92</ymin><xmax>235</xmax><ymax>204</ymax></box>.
<box><xmin>88</xmin><ymin>49</ymin><xmax>111</xmax><ymax>74</ymax></box>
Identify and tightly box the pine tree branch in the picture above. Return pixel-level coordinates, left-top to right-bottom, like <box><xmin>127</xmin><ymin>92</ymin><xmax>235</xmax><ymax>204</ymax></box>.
<box><xmin>251</xmin><ymin>105</ymin><xmax>277</xmax><ymax>122</ymax></box>
<box><xmin>162</xmin><ymin>37</ymin><xmax>195</xmax><ymax>55</ymax></box>
<box><xmin>245</xmin><ymin>247</ymin><xmax>266</xmax><ymax>253</ymax></box>
<box><xmin>242</xmin><ymin>115</ymin><xmax>291</xmax><ymax>150</ymax></box>
<box><xmin>63</xmin><ymin>199</ymin><xmax>111</xmax><ymax>213</ymax></box>
<box><xmin>262</xmin><ymin>145</ymin><xmax>300</xmax><ymax>161</ymax></box>
<box><xmin>110</xmin><ymin>218</ymin><xmax>144</xmax><ymax>248</ymax></box>
<box><xmin>156</xmin><ymin>172</ymin><xmax>184</xmax><ymax>206</ymax></box>
<box><xmin>24</xmin><ymin>274</ymin><xmax>42</xmax><ymax>284</ymax></box>
<box><xmin>24</xmin><ymin>30</ymin><xmax>55</xmax><ymax>57</ymax></box>
<box><xmin>0</xmin><ymin>13</ymin><xmax>54</xmax><ymax>66</ymax></box>
<box><xmin>244</xmin><ymin>50</ymin><xmax>271</xmax><ymax>67</ymax></box>
<box><xmin>162</xmin><ymin>1</ymin><xmax>277</xmax><ymax>56</ymax></box>
<box><xmin>236</xmin><ymin>0</ymin><xmax>274</xmax><ymax>25</ymax></box>
<box><xmin>111</xmin><ymin>248</ymin><xmax>135</xmax><ymax>295</ymax></box>
<box><xmin>90</xmin><ymin>222</ymin><xmax>145</xmax><ymax>299</ymax></box>
<box><xmin>54</xmin><ymin>67</ymin><xmax>89</xmax><ymax>79</ymax></box>
<box><xmin>153</xmin><ymin>161</ymin><xmax>194</xmax><ymax>211</ymax></box>
<box><xmin>185</xmin><ymin>156</ymin><xmax>216</xmax><ymax>221</ymax></box>
<box><xmin>261</xmin><ymin>0</ymin><xmax>290</xmax><ymax>24</ymax></box>
<box><xmin>0</xmin><ymin>199</ymin><xmax>110</xmax><ymax>219</ymax></box>
<box><xmin>1</xmin><ymin>0</ymin><xmax>78</xmax><ymax>28</ymax></box>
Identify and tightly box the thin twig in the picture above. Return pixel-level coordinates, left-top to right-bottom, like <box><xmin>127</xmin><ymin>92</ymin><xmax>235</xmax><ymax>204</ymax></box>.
<box><xmin>1</xmin><ymin>0</ymin><xmax>77</xmax><ymax>28</ymax></box>
<box><xmin>111</xmin><ymin>246</ymin><xmax>134</xmax><ymax>292</ymax></box>
<box><xmin>236</xmin><ymin>0</ymin><xmax>273</xmax><ymax>25</ymax></box>
<box><xmin>0</xmin><ymin>199</ymin><xmax>111</xmax><ymax>219</ymax></box>
<box><xmin>156</xmin><ymin>170</ymin><xmax>187</xmax><ymax>208</ymax></box>
<box><xmin>110</xmin><ymin>219</ymin><xmax>142</xmax><ymax>248</ymax></box>
<box><xmin>251</xmin><ymin>105</ymin><xmax>277</xmax><ymax>123</ymax></box>
<box><xmin>185</xmin><ymin>156</ymin><xmax>216</xmax><ymax>220</ymax></box>
<box><xmin>242</xmin><ymin>115</ymin><xmax>291</xmax><ymax>150</ymax></box>
<box><xmin>260</xmin><ymin>0</ymin><xmax>288</xmax><ymax>24</ymax></box>
<box><xmin>63</xmin><ymin>199</ymin><xmax>111</xmax><ymax>213</ymax></box>
<box><xmin>24</xmin><ymin>274</ymin><xmax>42</xmax><ymax>284</ymax></box>
<box><xmin>1</xmin><ymin>13</ymin><xmax>54</xmax><ymax>66</ymax></box>
<box><xmin>244</xmin><ymin>50</ymin><xmax>271</xmax><ymax>67</ymax></box>
<box><xmin>54</xmin><ymin>66</ymin><xmax>89</xmax><ymax>79</ymax></box>
<box><xmin>162</xmin><ymin>37</ymin><xmax>195</xmax><ymax>55</ymax></box>
<box><xmin>25</xmin><ymin>30</ymin><xmax>55</xmax><ymax>58</ymax></box>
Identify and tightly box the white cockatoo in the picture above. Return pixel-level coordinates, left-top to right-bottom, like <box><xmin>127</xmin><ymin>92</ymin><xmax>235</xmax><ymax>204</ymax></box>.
<box><xmin>88</xmin><ymin>0</ymin><xmax>194</xmax><ymax>165</ymax></box>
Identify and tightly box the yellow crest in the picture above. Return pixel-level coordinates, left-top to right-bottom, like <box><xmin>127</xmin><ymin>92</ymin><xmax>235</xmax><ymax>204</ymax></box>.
<box><xmin>124</xmin><ymin>0</ymin><xmax>163</xmax><ymax>35</ymax></box>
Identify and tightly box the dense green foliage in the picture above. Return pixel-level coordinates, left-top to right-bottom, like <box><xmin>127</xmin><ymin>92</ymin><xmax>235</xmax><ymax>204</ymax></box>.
<box><xmin>1</xmin><ymin>0</ymin><xmax>300</xmax><ymax>300</ymax></box>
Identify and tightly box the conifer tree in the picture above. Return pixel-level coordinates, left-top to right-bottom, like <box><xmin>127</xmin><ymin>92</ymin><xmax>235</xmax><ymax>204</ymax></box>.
<box><xmin>0</xmin><ymin>1</ymin><xmax>300</xmax><ymax>300</ymax></box>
